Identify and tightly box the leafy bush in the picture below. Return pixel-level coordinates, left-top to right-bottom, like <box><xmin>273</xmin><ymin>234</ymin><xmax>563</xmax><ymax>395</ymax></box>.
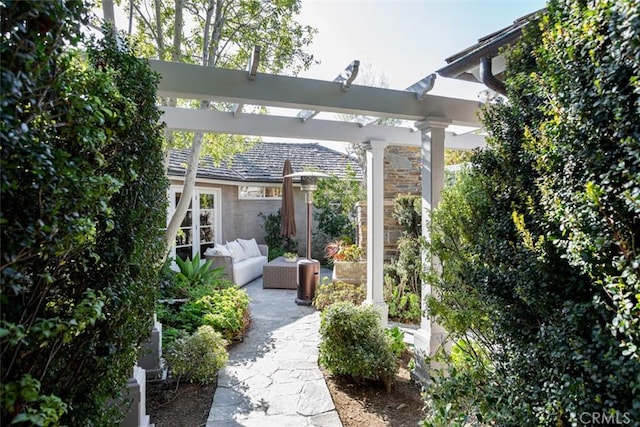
<box><xmin>313</xmin><ymin>278</ymin><xmax>366</xmax><ymax>311</ymax></box>
<box><xmin>319</xmin><ymin>302</ymin><xmax>398</xmax><ymax>389</ymax></box>
<box><xmin>384</xmin><ymin>195</ymin><xmax>423</xmax><ymax>323</ymax></box>
<box><xmin>188</xmin><ymin>278</ymin><xmax>235</xmax><ymax>299</ymax></box>
<box><xmin>1</xmin><ymin>3</ymin><xmax>167</xmax><ymax>424</ymax></box>
<box><xmin>314</xmin><ymin>168</ymin><xmax>365</xmax><ymax>244</ymax></box>
<box><xmin>158</xmin><ymin>258</ymin><xmax>185</xmax><ymax>299</ymax></box>
<box><xmin>421</xmin><ymin>339</ymin><xmax>492</xmax><ymax>427</ymax></box>
<box><xmin>384</xmin><ymin>326</ymin><xmax>407</xmax><ymax>358</ymax></box>
<box><xmin>164</xmin><ymin>326</ymin><xmax>228</xmax><ymax>385</ymax></box>
<box><xmin>174</xmin><ymin>288</ymin><xmax>250</xmax><ymax>341</ymax></box>
<box><xmin>258</xmin><ymin>209</ymin><xmax>297</xmax><ymax>259</ymax></box>
<box><xmin>391</xmin><ymin>194</ymin><xmax>422</xmax><ymax>239</ymax></box>
<box><xmin>161</xmin><ymin>326</ymin><xmax>188</xmax><ymax>349</ymax></box>
<box><xmin>385</xmin><ymin>283</ymin><xmax>421</xmax><ymax>324</ymax></box>
<box><xmin>424</xmin><ymin>1</ymin><xmax>640</xmax><ymax>424</ymax></box>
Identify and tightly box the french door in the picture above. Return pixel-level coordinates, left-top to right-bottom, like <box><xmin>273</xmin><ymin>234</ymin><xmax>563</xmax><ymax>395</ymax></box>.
<box><xmin>169</xmin><ymin>187</ymin><xmax>221</xmax><ymax>261</ymax></box>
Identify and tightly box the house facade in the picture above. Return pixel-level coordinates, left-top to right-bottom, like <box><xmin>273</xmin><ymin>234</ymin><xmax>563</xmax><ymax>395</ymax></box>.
<box><xmin>167</xmin><ymin>141</ymin><xmax>363</xmax><ymax>260</ymax></box>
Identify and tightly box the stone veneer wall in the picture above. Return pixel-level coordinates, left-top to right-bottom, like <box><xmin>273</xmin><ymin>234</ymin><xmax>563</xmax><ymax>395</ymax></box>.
<box><xmin>356</xmin><ymin>145</ymin><xmax>421</xmax><ymax>261</ymax></box>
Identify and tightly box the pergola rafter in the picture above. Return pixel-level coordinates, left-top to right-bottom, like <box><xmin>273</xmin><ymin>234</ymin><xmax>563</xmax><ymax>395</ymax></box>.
<box><xmin>150</xmin><ymin>60</ymin><xmax>483</xmax><ymax>128</ymax></box>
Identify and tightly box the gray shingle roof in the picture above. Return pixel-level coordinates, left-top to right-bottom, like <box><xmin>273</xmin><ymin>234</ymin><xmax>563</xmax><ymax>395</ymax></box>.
<box><xmin>168</xmin><ymin>142</ymin><xmax>363</xmax><ymax>183</ymax></box>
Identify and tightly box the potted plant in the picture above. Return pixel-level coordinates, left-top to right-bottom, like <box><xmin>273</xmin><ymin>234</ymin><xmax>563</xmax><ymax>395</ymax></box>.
<box><xmin>324</xmin><ymin>239</ymin><xmax>366</xmax><ymax>284</ymax></box>
<box><xmin>283</xmin><ymin>251</ymin><xmax>298</xmax><ymax>263</ymax></box>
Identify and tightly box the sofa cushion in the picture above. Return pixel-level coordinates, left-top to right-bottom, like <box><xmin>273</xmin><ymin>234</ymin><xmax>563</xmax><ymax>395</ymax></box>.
<box><xmin>233</xmin><ymin>255</ymin><xmax>268</xmax><ymax>287</ymax></box>
<box><xmin>226</xmin><ymin>240</ymin><xmax>246</xmax><ymax>262</ymax></box>
<box><xmin>238</xmin><ymin>238</ymin><xmax>261</xmax><ymax>258</ymax></box>
<box><xmin>215</xmin><ymin>243</ymin><xmax>232</xmax><ymax>257</ymax></box>
<box><xmin>204</xmin><ymin>243</ymin><xmax>231</xmax><ymax>257</ymax></box>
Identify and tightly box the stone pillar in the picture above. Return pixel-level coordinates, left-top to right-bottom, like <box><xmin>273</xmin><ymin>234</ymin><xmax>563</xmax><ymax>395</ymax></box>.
<box><xmin>365</xmin><ymin>140</ymin><xmax>389</xmax><ymax>327</ymax></box>
<box><xmin>120</xmin><ymin>365</ymin><xmax>151</xmax><ymax>427</ymax></box>
<box><xmin>138</xmin><ymin>314</ymin><xmax>164</xmax><ymax>381</ymax></box>
<box><xmin>412</xmin><ymin>118</ymin><xmax>450</xmax><ymax>386</ymax></box>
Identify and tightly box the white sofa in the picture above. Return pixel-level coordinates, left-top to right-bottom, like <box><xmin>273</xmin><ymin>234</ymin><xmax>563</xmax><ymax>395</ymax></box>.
<box><xmin>204</xmin><ymin>239</ymin><xmax>268</xmax><ymax>287</ymax></box>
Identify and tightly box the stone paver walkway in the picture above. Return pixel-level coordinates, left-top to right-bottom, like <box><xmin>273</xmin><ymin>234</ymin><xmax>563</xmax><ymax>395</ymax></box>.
<box><xmin>207</xmin><ymin>271</ymin><xmax>342</xmax><ymax>427</ymax></box>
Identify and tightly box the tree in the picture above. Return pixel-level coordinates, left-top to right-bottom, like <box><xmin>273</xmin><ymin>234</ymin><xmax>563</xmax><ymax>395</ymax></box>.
<box><xmin>1</xmin><ymin>2</ymin><xmax>167</xmax><ymax>423</ymax></box>
<box><xmin>424</xmin><ymin>0</ymin><xmax>640</xmax><ymax>424</ymax></box>
<box><xmin>314</xmin><ymin>166</ymin><xmax>365</xmax><ymax>244</ymax></box>
<box><xmin>114</xmin><ymin>0</ymin><xmax>317</xmax><ymax>252</ymax></box>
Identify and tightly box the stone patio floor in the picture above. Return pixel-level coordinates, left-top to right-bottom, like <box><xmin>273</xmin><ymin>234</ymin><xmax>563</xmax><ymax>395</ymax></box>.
<box><xmin>206</xmin><ymin>268</ymin><xmax>342</xmax><ymax>427</ymax></box>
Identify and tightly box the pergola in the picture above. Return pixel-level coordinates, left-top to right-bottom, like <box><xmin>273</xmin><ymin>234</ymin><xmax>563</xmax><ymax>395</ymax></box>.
<box><xmin>150</xmin><ymin>58</ymin><xmax>486</xmax><ymax>381</ymax></box>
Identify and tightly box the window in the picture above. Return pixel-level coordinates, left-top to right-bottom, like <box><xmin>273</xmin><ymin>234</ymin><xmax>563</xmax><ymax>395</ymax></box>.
<box><xmin>238</xmin><ymin>185</ymin><xmax>282</xmax><ymax>200</ymax></box>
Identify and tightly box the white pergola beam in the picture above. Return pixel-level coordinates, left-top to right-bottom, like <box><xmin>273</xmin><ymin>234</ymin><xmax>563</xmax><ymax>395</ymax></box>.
<box><xmin>160</xmin><ymin>107</ymin><xmax>486</xmax><ymax>149</ymax></box>
<box><xmin>444</xmin><ymin>131</ymin><xmax>487</xmax><ymax>150</ymax></box>
<box><xmin>149</xmin><ymin>60</ymin><xmax>482</xmax><ymax>127</ymax></box>
<box><xmin>160</xmin><ymin>107</ymin><xmax>421</xmax><ymax>144</ymax></box>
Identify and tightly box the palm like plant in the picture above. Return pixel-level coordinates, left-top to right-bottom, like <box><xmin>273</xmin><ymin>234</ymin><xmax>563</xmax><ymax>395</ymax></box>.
<box><xmin>175</xmin><ymin>253</ymin><xmax>224</xmax><ymax>287</ymax></box>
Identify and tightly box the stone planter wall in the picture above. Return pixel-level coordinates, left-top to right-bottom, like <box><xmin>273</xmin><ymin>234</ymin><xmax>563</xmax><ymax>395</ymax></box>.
<box><xmin>332</xmin><ymin>261</ymin><xmax>367</xmax><ymax>284</ymax></box>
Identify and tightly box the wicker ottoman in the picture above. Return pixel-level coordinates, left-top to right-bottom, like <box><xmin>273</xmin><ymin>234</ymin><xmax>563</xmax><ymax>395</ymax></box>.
<box><xmin>262</xmin><ymin>257</ymin><xmax>298</xmax><ymax>289</ymax></box>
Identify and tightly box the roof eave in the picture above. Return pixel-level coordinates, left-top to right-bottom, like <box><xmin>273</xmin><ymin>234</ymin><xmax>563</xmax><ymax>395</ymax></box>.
<box><xmin>436</xmin><ymin>25</ymin><xmax>524</xmax><ymax>82</ymax></box>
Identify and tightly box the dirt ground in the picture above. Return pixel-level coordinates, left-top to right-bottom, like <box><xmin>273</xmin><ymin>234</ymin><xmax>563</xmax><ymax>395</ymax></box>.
<box><xmin>147</xmin><ymin>354</ymin><xmax>425</xmax><ymax>427</ymax></box>
<box><xmin>323</xmin><ymin>353</ymin><xmax>426</xmax><ymax>427</ymax></box>
<box><xmin>147</xmin><ymin>381</ymin><xmax>215</xmax><ymax>427</ymax></box>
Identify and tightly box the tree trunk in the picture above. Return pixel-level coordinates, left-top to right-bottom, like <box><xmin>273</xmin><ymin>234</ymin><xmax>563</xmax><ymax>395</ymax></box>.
<box><xmin>102</xmin><ymin>0</ymin><xmax>115</xmax><ymax>24</ymax></box>
<box><xmin>164</xmin><ymin>103</ymin><xmax>209</xmax><ymax>251</ymax></box>
<box><xmin>154</xmin><ymin>0</ymin><xmax>165</xmax><ymax>58</ymax></box>
<box><xmin>172</xmin><ymin>0</ymin><xmax>183</xmax><ymax>62</ymax></box>
<box><xmin>164</xmin><ymin>0</ymin><xmax>219</xmax><ymax>257</ymax></box>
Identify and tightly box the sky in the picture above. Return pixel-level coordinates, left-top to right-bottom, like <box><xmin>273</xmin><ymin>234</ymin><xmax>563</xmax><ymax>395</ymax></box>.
<box><xmin>293</xmin><ymin>0</ymin><xmax>547</xmax><ymax>100</ymax></box>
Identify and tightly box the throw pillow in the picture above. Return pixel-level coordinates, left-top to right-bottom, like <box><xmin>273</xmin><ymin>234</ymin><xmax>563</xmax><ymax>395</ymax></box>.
<box><xmin>214</xmin><ymin>243</ymin><xmax>232</xmax><ymax>257</ymax></box>
<box><xmin>238</xmin><ymin>238</ymin><xmax>262</xmax><ymax>258</ymax></box>
<box><xmin>226</xmin><ymin>240</ymin><xmax>246</xmax><ymax>263</ymax></box>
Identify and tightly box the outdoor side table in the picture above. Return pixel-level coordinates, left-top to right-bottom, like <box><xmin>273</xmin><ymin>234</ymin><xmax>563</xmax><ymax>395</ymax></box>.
<box><xmin>262</xmin><ymin>257</ymin><xmax>298</xmax><ymax>289</ymax></box>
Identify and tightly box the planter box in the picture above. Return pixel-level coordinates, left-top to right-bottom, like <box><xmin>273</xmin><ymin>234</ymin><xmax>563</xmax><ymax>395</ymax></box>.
<box><xmin>332</xmin><ymin>261</ymin><xmax>367</xmax><ymax>284</ymax></box>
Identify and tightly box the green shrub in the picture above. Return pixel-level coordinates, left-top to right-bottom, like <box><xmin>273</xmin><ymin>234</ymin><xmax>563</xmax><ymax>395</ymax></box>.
<box><xmin>421</xmin><ymin>339</ymin><xmax>492</xmax><ymax>427</ymax></box>
<box><xmin>391</xmin><ymin>194</ymin><xmax>422</xmax><ymax>239</ymax></box>
<box><xmin>384</xmin><ymin>195</ymin><xmax>423</xmax><ymax>323</ymax></box>
<box><xmin>188</xmin><ymin>278</ymin><xmax>234</xmax><ymax>299</ymax></box>
<box><xmin>425</xmin><ymin>1</ymin><xmax>640</xmax><ymax>423</ymax></box>
<box><xmin>164</xmin><ymin>326</ymin><xmax>228</xmax><ymax>385</ymax></box>
<box><xmin>319</xmin><ymin>302</ymin><xmax>398</xmax><ymax>388</ymax></box>
<box><xmin>313</xmin><ymin>278</ymin><xmax>366</xmax><ymax>311</ymax></box>
<box><xmin>1</xmin><ymin>3</ymin><xmax>167</xmax><ymax>424</ymax></box>
<box><xmin>161</xmin><ymin>327</ymin><xmax>188</xmax><ymax>348</ymax></box>
<box><xmin>176</xmin><ymin>288</ymin><xmax>250</xmax><ymax>341</ymax></box>
<box><xmin>259</xmin><ymin>210</ymin><xmax>297</xmax><ymax>258</ymax></box>
<box><xmin>384</xmin><ymin>326</ymin><xmax>407</xmax><ymax>358</ymax></box>
<box><xmin>159</xmin><ymin>258</ymin><xmax>185</xmax><ymax>299</ymax></box>
<box><xmin>1</xmin><ymin>375</ymin><xmax>68</xmax><ymax>427</ymax></box>
<box><xmin>313</xmin><ymin>168</ymin><xmax>365</xmax><ymax>244</ymax></box>
<box><xmin>384</xmin><ymin>284</ymin><xmax>421</xmax><ymax>324</ymax></box>
<box><xmin>159</xmin><ymin>256</ymin><xmax>231</xmax><ymax>300</ymax></box>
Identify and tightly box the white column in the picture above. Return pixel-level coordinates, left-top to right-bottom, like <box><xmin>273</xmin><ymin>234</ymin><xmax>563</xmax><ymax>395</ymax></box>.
<box><xmin>412</xmin><ymin>118</ymin><xmax>450</xmax><ymax>385</ymax></box>
<box><xmin>365</xmin><ymin>140</ymin><xmax>389</xmax><ymax>327</ymax></box>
